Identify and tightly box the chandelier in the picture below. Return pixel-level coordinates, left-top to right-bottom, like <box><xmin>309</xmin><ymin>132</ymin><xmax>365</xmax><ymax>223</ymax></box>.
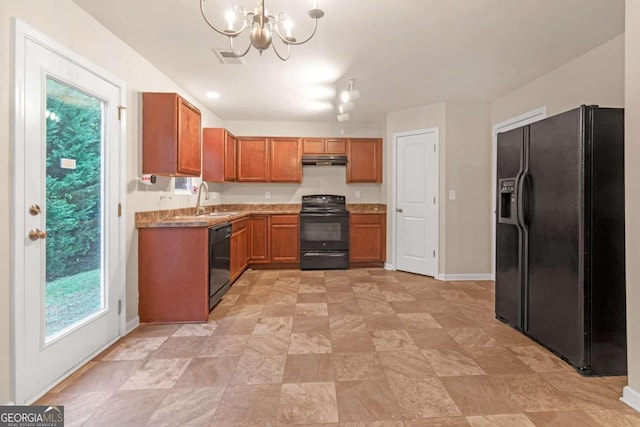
<box><xmin>199</xmin><ymin>0</ymin><xmax>325</xmax><ymax>61</ymax></box>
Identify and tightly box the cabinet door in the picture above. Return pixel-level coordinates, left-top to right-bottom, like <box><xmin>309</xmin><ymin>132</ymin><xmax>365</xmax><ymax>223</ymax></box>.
<box><xmin>270</xmin><ymin>215</ymin><xmax>299</xmax><ymax>263</ymax></box>
<box><xmin>347</xmin><ymin>138</ymin><xmax>382</xmax><ymax>183</ymax></box>
<box><xmin>224</xmin><ymin>132</ymin><xmax>237</xmax><ymax>181</ymax></box>
<box><xmin>239</xmin><ymin>226</ymin><xmax>248</xmax><ymax>271</ymax></box>
<box><xmin>142</xmin><ymin>92</ymin><xmax>201</xmax><ymax>176</ymax></box>
<box><xmin>350</xmin><ymin>214</ymin><xmax>386</xmax><ymax>263</ymax></box>
<box><xmin>270</xmin><ymin>138</ymin><xmax>301</xmax><ymax>182</ymax></box>
<box><xmin>138</xmin><ymin>227</ymin><xmax>209</xmax><ymax>322</ymax></box>
<box><xmin>302</xmin><ymin>138</ymin><xmax>324</xmax><ymax>154</ymax></box>
<box><xmin>230</xmin><ymin>218</ymin><xmax>248</xmax><ymax>283</ymax></box>
<box><xmin>177</xmin><ymin>97</ymin><xmax>202</xmax><ymax>176</ymax></box>
<box><xmin>202</xmin><ymin>128</ymin><xmax>223</xmax><ymax>182</ymax></box>
<box><xmin>237</xmin><ymin>137</ymin><xmax>269</xmax><ymax>182</ymax></box>
<box><xmin>249</xmin><ymin>215</ymin><xmax>270</xmax><ymax>263</ymax></box>
<box><xmin>325</xmin><ymin>138</ymin><xmax>346</xmax><ymax>154</ymax></box>
<box><xmin>230</xmin><ymin>231</ymin><xmax>241</xmax><ymax>283</ymax></box>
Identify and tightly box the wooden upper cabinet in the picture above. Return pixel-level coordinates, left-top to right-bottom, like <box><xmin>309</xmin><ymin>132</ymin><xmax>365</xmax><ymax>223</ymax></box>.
<box><xmin>347</xmin><ymin>138</ymin><xmax>382</xmax><ymax>183</ymax></box>
<box><xmin>325</xmin><ymin>139</ymin><xmax>347</xmax><ymax>154</ymax></box>
<box><xmin>142</xmin><ymin>92</ymin><xmax>201</xmax><ymax>176</ymax></box>
<box><xmin>237</xmin><ymin>137</ymin><xmax>269</xmax><ymax>182</ymax></box>
<box><xmin>270</xmin><ymin>138</ymin><xmax>301</xmax><ymax>182</ymax></box>
<box><xmin>302</xmin><ymin>138</ymin><xmax>346</xmax><ymax>155</ymax></box>
<box><xmin>202</xmin><ymin>128</ymin><xmax>236</xmax><ymax>182</ymax></box>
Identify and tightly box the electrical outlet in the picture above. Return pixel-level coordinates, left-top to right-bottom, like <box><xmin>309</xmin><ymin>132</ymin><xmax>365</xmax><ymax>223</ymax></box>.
<box><xmin>355</xmin><ymin>190</ymin><xmax>361</xmax><ymax>199</ymax></box>
<box><xmin>158</xmin><ymin>191</ymin><xmax>172</xmax><ymax>202</ymax></box>
<box><xmin>449</xmin><ymin>190</ymin><xmax>456</xmax><ymax>200</ymax></box>
<box><xmin>265</xmin><ymin>191</ymin><xmax>271</xmax><ymax>200</ymax></box>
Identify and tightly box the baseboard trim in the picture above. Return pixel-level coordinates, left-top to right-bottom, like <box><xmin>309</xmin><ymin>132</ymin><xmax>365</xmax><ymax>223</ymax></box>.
<box><xmin>436</xmin><ymin>273</ymin><xmax>493</xmax><ymax>281</ymax></box>
<box><xmin>2</xmin><ymin>401</ymin><xmax>15</xmax><ymax>406</ymax></box>
<box><xmin>126</xmin><ymin>316</ymin><xmax>140</xmax><ymax>334</ymax></box>
<box><xmin>621</xmin><ymin>385</ymin><xmax>640</xmax><ymax>412</ymax></box>
<box><xmin>384</xmin><ymin>263</ymin><xmax>394</xmax><ymax>270</ymax></box>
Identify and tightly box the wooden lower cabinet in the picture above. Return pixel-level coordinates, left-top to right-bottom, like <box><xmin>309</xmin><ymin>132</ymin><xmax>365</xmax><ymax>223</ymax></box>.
<box><xmin>350</xmin><ymin>213</ymin><xmax>386</xmax><ymax>264</ymax></box>
<box><xmin>250</xmin><ymin>215</ymin><xmax>270</xmax><ymax>263</ymax></box>
<box><xmin>138</xmin><ymin>227</ymin><xmax>209</xmax><ymax>322</ymax></box>
<box><xmin>270</xmin><ymin>215</ymin><xmax>299</xmax><ymax>263</ymax></box>
<box><xmin>230</xmin><ymin>218</ymin><xmax>248</xmax><ymax>283</ymax></box>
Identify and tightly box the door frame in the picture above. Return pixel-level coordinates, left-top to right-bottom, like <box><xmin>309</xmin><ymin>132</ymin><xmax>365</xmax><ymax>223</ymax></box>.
<box><xmin>490</xmin><ymin>106</ymin><xmax>546</xmax><ymax>280</ymax></box>
<box><xmin>11</xmin><ymin>18</ymin><xmax>127</xmax><ymax>403</ymax></box>
<box><xmin>391</xmin><ymin>127</ymin><xmax>440</xmax><ymax>277</ymax></box>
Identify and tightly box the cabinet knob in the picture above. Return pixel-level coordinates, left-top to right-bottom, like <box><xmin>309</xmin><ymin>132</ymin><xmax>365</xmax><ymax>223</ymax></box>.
<box><xmin>396</xmin><ymin>208</ymin><xmax>403</xmax><ymax>213</ymax></box>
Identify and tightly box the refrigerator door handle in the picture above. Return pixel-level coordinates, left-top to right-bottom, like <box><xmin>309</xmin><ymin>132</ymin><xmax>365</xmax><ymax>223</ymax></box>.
<box><xmin>517</xmin><ymin>172</ymin><xmax>531</xmax><ymax>227</ymax></box>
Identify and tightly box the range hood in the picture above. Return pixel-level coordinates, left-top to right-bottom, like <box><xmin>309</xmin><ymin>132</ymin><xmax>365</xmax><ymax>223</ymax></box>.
<box><xmin>301</xmin><ymin>155</ymin><xmax>348</xmax><ymax>166</ymax></box>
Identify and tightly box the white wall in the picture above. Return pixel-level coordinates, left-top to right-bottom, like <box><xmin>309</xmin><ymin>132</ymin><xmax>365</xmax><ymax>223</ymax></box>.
<box><xmin>221</xmin><ymin>120</ymin><xmax>385</xmax><ymax>205</ymax></box>
<box><xmin>0</xmin><ymin>0</ymin><xmax>223</xmax><ymax>403</ymax></box>
<box><xmin>624</xmin><ymin>0</ymin><xmax>640</xmax><ymax>409</ymax></box>
<box><xmin>491</xmin><ymin>34</ymin><xmax>625</xmax><ymax>124</ymax></box>
<box><xmin>443</xmin><ymin>102</ymin><xmax>492</xmax><ymax>276</ymax></box>
<box><xmin>385</xmin><ymin>102</ymin><xmax>492</xmax><ymax>277</ymax></box>
<box><xmin>386</xmin><ymin>103</ymin><xmax>446</xmax><ymax>270</ymax></box>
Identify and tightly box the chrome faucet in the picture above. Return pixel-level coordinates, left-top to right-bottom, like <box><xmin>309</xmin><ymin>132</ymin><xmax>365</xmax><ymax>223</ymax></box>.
<box><xmin>194</xmin><ymin>181</ymin><xmax>209</xmax><ymax>215</ymax></box>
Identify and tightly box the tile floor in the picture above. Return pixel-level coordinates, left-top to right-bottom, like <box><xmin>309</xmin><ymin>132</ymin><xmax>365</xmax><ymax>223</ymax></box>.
<box><xmin>37</xmin><ymin>268</ymin><xmax>640</xmax><ymax>426</ymax></box>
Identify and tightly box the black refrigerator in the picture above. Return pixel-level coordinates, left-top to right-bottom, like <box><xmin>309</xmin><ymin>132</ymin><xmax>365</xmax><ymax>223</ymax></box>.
<box><xmin>495</xmin><ymin>105</ymin><xmax>627</xmax><ymax>376</ymax></box>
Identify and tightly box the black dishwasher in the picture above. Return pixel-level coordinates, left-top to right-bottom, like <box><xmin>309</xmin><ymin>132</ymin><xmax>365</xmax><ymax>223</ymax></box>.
<box><xmin>209</xmin><ymin>223</ymin><xmax>231</xmax><ymax>310</ymax></box>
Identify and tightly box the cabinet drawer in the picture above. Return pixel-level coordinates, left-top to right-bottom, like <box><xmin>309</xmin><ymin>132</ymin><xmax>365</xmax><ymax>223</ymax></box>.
<box><xmin>232</xmin><ymin>217</ymin><xmax>248</xmax><ymax>232</ymax></box>
<box><xmin>271</xmin><ymin>214</ymin><xmax>299</xmax><ymax>225</ymax></box>
<box><xmin>351</xmin><ymin>214</ymin><xmax>384</xmax><ymax>225</ymax></box>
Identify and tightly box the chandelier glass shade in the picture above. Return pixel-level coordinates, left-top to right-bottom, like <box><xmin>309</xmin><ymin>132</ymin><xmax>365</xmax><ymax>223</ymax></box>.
<box><xmin>199</xmin><ymin>0</ymin><xmax>324</xmax><ymax>61</ymax></box>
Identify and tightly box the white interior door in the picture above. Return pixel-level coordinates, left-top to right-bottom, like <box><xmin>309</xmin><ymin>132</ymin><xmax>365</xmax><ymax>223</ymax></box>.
<box><xmin>13</xmin><ymin>21</ymin><xmax>124</xmax><ymax>404</ymax></box>
<box><xmin>395</xmin><ymin>129</ymin><xmax>438</xmax><ymax>276</ymax></box>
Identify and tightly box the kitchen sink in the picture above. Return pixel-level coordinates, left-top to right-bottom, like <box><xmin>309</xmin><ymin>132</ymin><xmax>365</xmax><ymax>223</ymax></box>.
<box><xmin>208</xmin><ymin>212</ymin><xmax>239</xmax><ymax>217</ymax></box>
<box><xmin>172</xmin><ymin>212</ymin><xmax>239</xmax><ymax>219</ymax></box>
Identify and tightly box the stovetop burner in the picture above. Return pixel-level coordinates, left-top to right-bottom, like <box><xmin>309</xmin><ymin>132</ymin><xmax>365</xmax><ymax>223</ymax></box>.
<box><xmin>300</xmin><ymin>194</ymin><xmax>347</xmax><ymax>214</ymax></box>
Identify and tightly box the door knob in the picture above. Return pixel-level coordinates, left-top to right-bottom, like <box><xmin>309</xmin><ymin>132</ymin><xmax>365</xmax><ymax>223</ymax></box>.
<box><xmin>28</xmin><ymin>228</ymin><xmax>47</xmax><ymax>241</ymax></box>
<box><xmin>396</xmin><ymin>208</ymin><xmax>403</xmax><ymax>213</ymax></box>
<box><xmin>29</xmin><ymin>205</ymin><xmax>41</xmax><ymax>215</ymax></box>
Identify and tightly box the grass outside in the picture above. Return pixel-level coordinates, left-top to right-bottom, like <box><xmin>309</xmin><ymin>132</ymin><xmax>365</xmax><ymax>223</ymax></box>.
<box><xmin>45</xmin><ymin>268</ymin><xmax>102</xmax><ymax>337</ymax></box>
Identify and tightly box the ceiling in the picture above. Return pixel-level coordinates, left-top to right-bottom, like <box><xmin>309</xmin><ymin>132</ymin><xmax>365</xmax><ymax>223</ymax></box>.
<box><xmin>72</xmin><ymin>0</ymin><xmax>624</xmax><ymax>123</ymax></box>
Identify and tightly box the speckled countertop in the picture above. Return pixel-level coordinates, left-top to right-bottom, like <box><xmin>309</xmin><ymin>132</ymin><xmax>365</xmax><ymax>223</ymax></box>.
<box><xmin>136</xmin><ymin>203</ymin><xmax>386</xmax><ymax>228</ymax></box>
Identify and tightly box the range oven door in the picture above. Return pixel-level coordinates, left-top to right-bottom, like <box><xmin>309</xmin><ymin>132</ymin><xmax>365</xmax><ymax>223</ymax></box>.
<box><xmin>299</xmin><ymin>213</ymin><xmax>349</xmax><ymax>251</ymax></box>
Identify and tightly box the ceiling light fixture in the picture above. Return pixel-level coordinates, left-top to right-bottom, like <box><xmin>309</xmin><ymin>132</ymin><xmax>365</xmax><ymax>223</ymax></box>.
<box><xmin>337</xmin><ymin>113</ymin><xmax>350</xmax><ymax>123</ymax></box>
<box><xmin>199</xmin><ymin>0</ymin><xmax>324</xmax><ymax>61</ymax></box>
<box><xmin>340</xmin><ymin>77</ymin><xmax>360</xmax><ymax>103</ymax></box>
<box><xmin>337</xmin><ymin>78</ymin><xmax>360</xmax><ymax>122</ymax></box>
<box><xmin>338</xmin><ymin>102</ymin><xmax>354</xmax><ymax>114</ymax></box>
<box><xmin>205</xmin><ymin>91</ymin><xmax>221</xmax><ymax>99</ymax></box>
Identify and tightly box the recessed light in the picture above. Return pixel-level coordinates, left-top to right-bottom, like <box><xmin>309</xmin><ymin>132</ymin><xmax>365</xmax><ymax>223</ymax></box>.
<box><xmin>205</xmin><ymin>91</ymin><xmax>221</xmax><ymax>99</ymax></box>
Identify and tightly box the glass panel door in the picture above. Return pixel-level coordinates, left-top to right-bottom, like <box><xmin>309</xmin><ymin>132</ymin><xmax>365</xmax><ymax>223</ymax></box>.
<box><xmin>44</xmin><ymin>78</ymin><xmax>105</xmax><ymax>340</ymax></box>
<box><xmin>14</xmin><ymin>22</ymin><xmax>123</xmax><ymax>404</ymax></box>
